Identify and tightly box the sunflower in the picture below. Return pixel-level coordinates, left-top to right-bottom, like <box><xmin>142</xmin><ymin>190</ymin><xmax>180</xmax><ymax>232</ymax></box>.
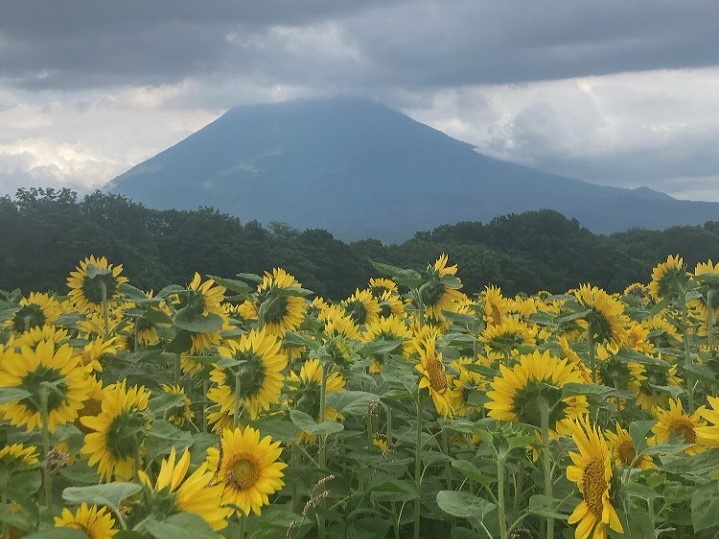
<box><xmin>415</xmin><ymin>335</ymin><xmax>460</xmax><ymax>418</ymax></box>
<box><xmin>6</xmin><ymin>292</ymin><xmax>61</xmax><ymax>334</ymax></box>
<box><xmin>695</xmin><ymin>396</ymin><xmax>719</xmax><ymax>447</ymax></box>
<box><xmin>368</xmin><ymin>277</ymin><xmax>399</xmax><ymax>298</ymax></box>
<box><xmin>206</xmin><ymin>426</ymin><xmax>287</xmax><ymax>516</ymax></box>
<box><xmin>207</xmin><ymin>328</ymin><xmax>287</xmax><ymax>421</ymax></box>
<box><xmin>342</xmin><ymin>289</ymin><xmax>381</xmax><ymax>326</ymax></box>
<box><xmin>573</xmin><ymin>284</ymin><xmax>629</xmax><ymax>348</ymax></box>
<box><xmin>420</xmin><ymin>254</ymin><xmax>464</xmax><ymax>319</ymax></box>
<box><xmin>361</xmin><ymin>315</ymin><xmax>413</xmax><ymax>373</ymax></box>
<box><xmin>54</xmin><ymin>503</ymin><xmax>117</xmax><ymax>538</ymax></box>
<box><xmin>648</xmin><ymin>255</ymin><xmax>689</xmax><ymax>302</ymax></box>
<box><xmin>323</xmin><ymin>307</ymin><xmax>361</xmax><ymax>340</ymax></box>
<box><xmin>0</xmin><ymin>340</ymin><xmax>91</xmax><ymax>432</ymax></box>
<box><xmin>629</xmin><ymin>361</ymin><xmax>681</xmax><ymax>412</ymax></box>
<box><xmin>161</xmin><ymin>384</ymin><xmax>195</xmax><ymax>427</ymax></box>
<box><xmin>67</xmin><ymin>256</ymin><xmax>128</xmax><ymax>313</ymax></box>
<box><xmin>81</xmin><ymin>382</ymin><xmax>151</xmax><ymax>481</ymax></box>
<box><xmin>482</xmin><ymin>285</ymin><xmax>510</xmax><ymax>326</ymax></box>
<box><xmin>6</xmin><ymin>324</ymin><xmax>70</xmax><ymax>352</ymax></box>
<box><xmin>485</xmin><ymin>350</ymin><xmax>588</xmax><ymax>431</ymax></box>
<box><xmin>138</xmin><ymin>447</ymin><xmax>230</xmax><ymax>530</ymax></box>
<box><xmin>621</xmin><ymin>321</ymin><xmax>655</xmax><ymax>354</ymax></box>
<box><xmin>651</xmin><ymin>399</ymin><xmax>705</xmax><ymax>455</ymax></box>
<box><xmin>605</xmin><ymin>423</ymin><xmax>654</xmax><ymax>470</ymax></box>
<box><xmin>565</xmin><ymin>418</ymin><xmax>623</xmax><ymax>539</ymax></box>
<box><xmin>183</xmin><ymin>273</ymin><xmax>226</xmax><ymax>317</ymax></box>
<box><xmin>377</xmin><ymin>291</ymin><xmax>405</xmax><ymax>319</ymax></box>
<box><xmin>288</xmin><ymin>358</ymin><xmax>346</xmax><ymax>442</ymax></box>
<box><xmin>0</xmin><ymin>443</ymin><xmax>40</xmax><ymax>473</ymax></box>
<box><xmin>480</xmin><ymin>318</ymin><xmax>536</xmax><ymax>356</ymax></box>
<box><xmin>256</xmin><ymin>268</ymin><xmax>307</xmax><ymax>337</ymax></box>
<box><xmin>623</xmin><ymin>282</ymin><xmax>650</xmax><ymax>304</ymax></box>
<box><xmin>449</xmin><ymin>356</ymin><xmax>488</xmax><ymax>417</ymax></box>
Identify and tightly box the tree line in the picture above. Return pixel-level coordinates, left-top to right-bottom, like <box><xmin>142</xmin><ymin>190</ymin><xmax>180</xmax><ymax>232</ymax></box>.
<box><xmin>2</xmin><ymin>188</ymin><xmax>718</xmax><ymax>299</ymax></box>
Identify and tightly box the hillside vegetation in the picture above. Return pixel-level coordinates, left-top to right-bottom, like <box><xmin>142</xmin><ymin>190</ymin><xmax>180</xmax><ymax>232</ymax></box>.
<box><xmin>1</xmin><ymin>188</ymin><xmax>718</xmax><ymax>298</ymax></box>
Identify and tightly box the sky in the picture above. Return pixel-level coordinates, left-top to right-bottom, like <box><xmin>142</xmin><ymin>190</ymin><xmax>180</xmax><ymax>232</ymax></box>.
<box><xmin>2</xmin><ymin>0</ymin><xmax>719</xmax><ymax>201</ymax></box>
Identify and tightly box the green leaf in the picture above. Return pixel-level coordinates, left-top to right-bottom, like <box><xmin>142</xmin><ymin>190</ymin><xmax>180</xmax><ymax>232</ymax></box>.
<box><xmin>325</xmin><ymin>391</ymin><xmax>380</xmax><ymax>416</ymax></box>
<box><xmin>555</xmin><ymin>309</ymin><xmax>592</xmax><ymax>323</ymax></box>
<box><xmin>165</xmin><ymin>330</ymin><xmax>193</xmax><ymax>353</ymax></box>
<box><xmin>436</xmin><ymin>490</ymin><xmax>496</xmax><ymax>521</ymax></box>
<box><xmin>451</xmin><ymin>459</ymin><xmax>494</xmax><ymax>487</ymax></box>
<box><xmin>119</xmin><ymin>283</ymin><xmax>153</xmax><ymax>302</ymax></box>
<box><xmin>289</xmin><ymin>410</ymin><xmax>344</xmax><ymax>436</ymax></box>
<box><xmin>360</xmin><ymin>339</ymin><xmax>402</xmax><ymax>357</ymax></box>
<box><xmin>63</xmin><ymin>482</ymin><xmax>141</xmax><ymax>514</ymax></box>
<box><xmin>369</xmin><ymin>478</ymin><xmax>418</xmax><ymax>502</ymax></box>
<box><xmin>370</xmin><ymin>261</ymin><xmax>423</xmax><ymax>288</ymax></box>
<box><xmin>235</xmin><ymin>272</ymin><xmax>263</xmax><ymax>284</ymax></box>
<box><xmin>629</xmin><ymin>420</ymin><xmax>655</xmax><ymax>453</ymax></box>
<box><xmin>692</xmin><ymin>481</ymin><xmax>719</xmax><ymax>532</ymax></box>
<box><xmin>624</xmin><ymin>509</ymin><xmax>656</xmax><ymax>539</ymax></box>
<box><xmin>528</xmin><ymin>494</ymin><xmax>569</xmax><ymax>519</ymax></box>
<box><xmin>0</xmin><ymin>387</ymin><xmax>31</xmax><ymax>404</ymax></box>
<box><xmin>206</xmin><ymin>275</ymin><xmax>253</xmax><ymax>295</ymax></box>
<box><xmin>144</xmin><ymin>513</ymin><xmax>220</xmax><ymax>539</ymax></box>
<box><xmin>562</xmin><ymin>382</ymin><xmax>619</xmax><ymax>398</ymax></box>
<box><xmin>23</xmin><ymin>529</ymin><xmax>87</xmax><ymax>539</ymax></box>
<box><xmin>145</xmin><ymin>420</ymin><xmax>194</xmax><ymax>462</ymax></box>
<box><xmin>173</xmin><ymin>310</ymin><xmax>223</xmax><ymax>333</ymax></box>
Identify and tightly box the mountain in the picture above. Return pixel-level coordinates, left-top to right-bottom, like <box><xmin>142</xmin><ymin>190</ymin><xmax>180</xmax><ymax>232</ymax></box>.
<box><xmin>108</xmin><ymin>97</ymin><xmax>719</xmax><ymax>242</ymax></box>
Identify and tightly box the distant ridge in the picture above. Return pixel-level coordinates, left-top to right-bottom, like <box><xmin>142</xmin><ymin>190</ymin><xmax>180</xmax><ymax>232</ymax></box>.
<box><xmin>108</xmin><ymin>97</ymin><xmax>719</xmax><ymax>242</ymax></box>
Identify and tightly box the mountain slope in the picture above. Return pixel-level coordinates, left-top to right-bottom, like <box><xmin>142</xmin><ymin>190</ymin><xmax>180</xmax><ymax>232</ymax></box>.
<box><xmin>108</xmin><ymin>97</ymin><xmax>719</xmax><ymax>242</ymax></box>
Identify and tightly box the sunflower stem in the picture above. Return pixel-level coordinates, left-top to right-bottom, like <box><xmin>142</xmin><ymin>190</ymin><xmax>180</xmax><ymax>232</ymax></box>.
<box><xmin>497</xmin><ymin>455</ymin><xmax>508</xmax><ymax>539</ymax></box>
<box><xmin>441</xmin><ymin>428</ymin><xmax>452</xmax><ymax>490</ymax></box>
<box><xmin>318</xmin><ymin>362</ymin><xmax>329</xmax><ymax>539</ymax></box>
<box><xmin>39</xmin><ymin>389</ymin><xmax>53</xmax><ymax>514</ymax></box>
<box><xmin>202</xmin><ymin>377</ymin><xmax>208</xmax><ymax>432</ymax></box>
<box><xmin>100</xmin><ymin>280</ymin><xmax>110</xmax><ymax>341</ymax></box>
<box><xmin>238</xmin><ymin>513</ymin><xmax>247</xmax><ymax>538</ymax></box>
<box><xmin>681</xmin><ymin>292</ymin><xmax>696</xmax><ymax>412</ymax></box>
<box><xmin>413</xmin><ymin>390</ymin><xmax>424</xmax><ymax>539</ymax></box>
<box><xmin>707</xmin><ymin>299</ymin><xmax>715</xmax><ymax>350</ymax></box>
<box><xmin>174</xmin><ymin>353</ymin><xmax>181</xmax><ymax>386</ymax></box>
<box><xmin>233</xmin><ymin>369</ymin><xmax>243</xmax><ymax>429</ymax></box>
<box><xmin>587</xmin><ymin>332</ymin><xmax>596</xmax><ymax>384</ymax></box>
<box><xmin>386</xmin><ymin>405</ymin><xmax>392</xmax><ymax>450</ymax></box>
<box><xmin>540</xmin><ymin>399</ymin><xmax>554</xmax><ymax>539</ymax></box>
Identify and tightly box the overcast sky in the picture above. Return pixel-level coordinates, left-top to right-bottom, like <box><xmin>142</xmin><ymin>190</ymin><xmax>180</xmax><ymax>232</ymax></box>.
<box><xmin>2</xmin><ymin>0</ymin><xmax>719</xmax><ymax>201</ymax></box>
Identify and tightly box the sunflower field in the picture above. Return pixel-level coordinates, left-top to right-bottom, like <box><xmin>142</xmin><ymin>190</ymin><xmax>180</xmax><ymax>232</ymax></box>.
<box><xmin>2</xmin><ymin>253</ymin><xmax>719</xmax><ymax>539</ymax></box>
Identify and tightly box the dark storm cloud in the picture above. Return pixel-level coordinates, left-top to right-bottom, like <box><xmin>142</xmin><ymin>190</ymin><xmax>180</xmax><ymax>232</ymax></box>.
<box><xmin>2</xmin><ymin>0</ymin><xmax>718</xmax><ymax>91</ymax></box>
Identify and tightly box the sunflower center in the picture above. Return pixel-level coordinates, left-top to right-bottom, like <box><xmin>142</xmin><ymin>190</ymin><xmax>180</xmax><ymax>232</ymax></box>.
<box><xmin>425</xmin><ymin>355</ymin><xmax>448</xmax><ymax>393</ymax></box>
<box><xmin>379</xmin><ymin>302</ymin><xmax>393</xmax><ymax>318</ymax></box>
<box><xmin>229</xmin><ymin>455</ymin><xmax>260</xmax><ymax>490</ymax></box>
<box><xmin>420</xmin><ymin>280</ymin><xmax>444</xmax><ymax>308</ymax></box>
<box><xmin>671</xmin><ymin>420</ymin><xmax>696</xmax><ymax>444</ymax></box>
<box><xmin>83</xmin><ymin>270</ymin><xmax>119</xmax><ymax>305</ymax></box>
<box><xmin>616</xmin><ymin>439</ymin><xmax>636</xmax><ymax>465</ymax></box>
<box><xmin>588</xmin><ymin>310</ymin><xmax>615</xmax><ymax>344</ymax></box>
<box><xmin>344</xmin><ymin>300</ymin><xmax>368</xmax><ymax>325</ymax></box>
<box><xmin>106</xmin><ymin>409</ymin><xmax>146</xmax><ymax>459</ymax></box>
<box><xmin>13</xmin><ymin>304</ymin><xmax>46</xmax><ymax>333</ymax></box>
<box><xmin>19</xmin><ymin>366</ymin><xmax>67</xmax><ymax>412</ymax></box>
<box><xmin>512</xmin><ymin>381</ymin><xmax>564</xmax><ymax>427</ymax></box>
<box><xmin>582</xmin><ymin>457</ymin><xmax>607</xmax><ymax>519</ymax></box>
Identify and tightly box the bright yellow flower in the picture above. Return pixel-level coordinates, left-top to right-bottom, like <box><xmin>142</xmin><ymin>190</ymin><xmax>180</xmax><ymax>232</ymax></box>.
<box><xmin>54</xmin><ymin>503</ymin><xmax>117</xmax><ymax>538</ymax></box>
<box><xmin>566</xmin><ymin>418</ymin><xmax>623</xmax><ymax>539</ymax></box>
<box><xmin>67</xmin><ymin>256</ymin><xmax>128</xmax><ymax>313</ymax></box>
<box><xmin>206</xmin><ymin>426</ymin><xmax>287</xmax><ymax>516</ymax></box>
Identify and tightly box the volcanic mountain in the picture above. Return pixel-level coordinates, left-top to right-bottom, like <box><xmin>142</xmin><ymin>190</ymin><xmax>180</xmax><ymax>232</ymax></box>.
<box><xmin>108</xmin><ymin>98</ymin><xmax>719</xmax><ymax>242</ymax></box>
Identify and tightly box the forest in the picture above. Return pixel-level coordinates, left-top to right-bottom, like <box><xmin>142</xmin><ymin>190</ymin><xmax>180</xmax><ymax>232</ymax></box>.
<box><xmin>1</xmin><ymin>187</ymin><xmax>718</xmax><ymax>298</ymax></box>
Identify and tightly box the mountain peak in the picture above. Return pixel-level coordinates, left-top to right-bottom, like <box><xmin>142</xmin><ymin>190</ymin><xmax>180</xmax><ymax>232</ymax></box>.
<box><xmin>109</xmin><ymin>98</ymin><xmax>719</xmax><ymax>242</ymax></box>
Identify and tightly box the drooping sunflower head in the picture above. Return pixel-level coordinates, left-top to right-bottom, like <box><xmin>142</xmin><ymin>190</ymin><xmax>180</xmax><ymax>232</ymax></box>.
<box><xmin>323</xmin><ymin>306</ymin><xmax>361</xmax><ymax>340</ymax></box>
<box><xmin>181</xmin><ymin>273</ymin><xmax>226</xmax><ymax>317</ymax></box>
<box><xmin>7</xmin><ymin>292</ymin><xmax>62</xmax><ymax>334</ymax></box>
<box><xmin>0</xmin><ymin>443</ymin><xmax>40</xmax><ymax>475</ymax></box>
<box><xmin>54</xmin><ymin>502</ymin><xmax>118</xmax><ymax>538</ymax></box>
<box><xmin>377</xmin><ymin>290</ymin><xmax>405</xmax><ymax>319</ymax></box>
<box><xmin>485</xmin><ymin>350</ymin><xmax>588</xmax><ymax>431</ymax></box>
<box><xmin>256</xmin><ymin>268</ymin><xmax>307</xmax><ymax>336</ymax></box>
<box><xmin>648</xmin><ymin>254</ymin><xmax>690</xmax><ymax>302</ymax></box>
<box><xmin>137</xmin><ymin>447</ymin><xmax>230</xmax><ymax>531</ymax></box>
<box><xmin>629</xmin><ymin>361</ymin><xmax>681</xmax><ymax>412</ymax></box>
<box><xmin>208</xmin><ymin>329</ymin><xmax>287</xmax><ymax>420</ymax></box>
<box><xmin>206</xmin><ymin>425</ymin><xmax>287</xmax><ymax>516</ymax></box>
<box><xmin>565</xmin><ymin>418</ymin><xmax>623</xmax><ymax>539</ymax></box>
<box><xmin>341</xmin><ymin>289</ymin><xmax>381</xmax><ymax>326</ymax></box>
<box><xmin>573</xmin><ymin>284</ymin><xmax>629</xmax><ymax>347</ymax></box>
<box><xmin>80</xmin><ymin>382</ymin><xmax>151</xmax><ymax>481</ymax></box>
<box><xmin>0</xmin><ymin>339</ymin><xmax>91</xmax><ymax>432</ymax></box>
<box><xmin>67</xmin><ymin>255</ymin><xmax>129</xmax><ymax>313</ymax></box>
